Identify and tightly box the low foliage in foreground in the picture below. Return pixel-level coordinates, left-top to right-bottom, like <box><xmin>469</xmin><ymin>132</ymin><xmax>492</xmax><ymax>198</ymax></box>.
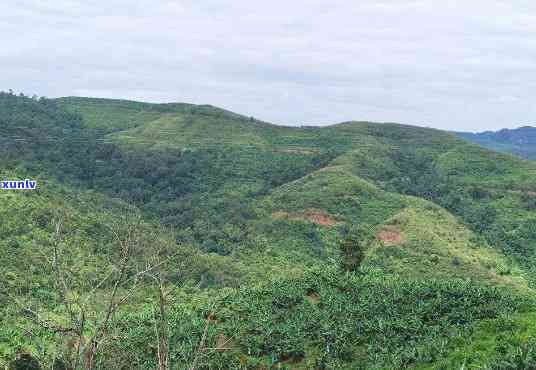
<box><xmin>98</xmin><ymin>268</ymin><xmax>533</xmax><ymax>369</ymax></box>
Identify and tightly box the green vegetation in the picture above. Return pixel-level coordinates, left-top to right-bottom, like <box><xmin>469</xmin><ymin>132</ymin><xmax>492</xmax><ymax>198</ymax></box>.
<box><xmin>2</xmin><ymin>91</ymin><xmax>536</xmax><ymax>369</ymax></box>
<box><xmin>104</xmin><ymin>268</ymin><xmax>533</xmax><ymax>369</ymax></box>
<box><xmin>458</xmin><ymin>126</ymin><xmax>536</xmax><ymax>160</ymax></box>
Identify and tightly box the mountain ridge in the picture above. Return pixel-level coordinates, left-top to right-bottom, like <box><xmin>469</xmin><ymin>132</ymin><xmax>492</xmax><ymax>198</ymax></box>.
<box><xmin>3</xmin><ymin>92</ymin><xmax>536</xmax><ymax>369</ymax></box>
<box><xmin>457</xmin><ymin>126</ymin><xmax>536</xmax><ymax>160</ymax></box>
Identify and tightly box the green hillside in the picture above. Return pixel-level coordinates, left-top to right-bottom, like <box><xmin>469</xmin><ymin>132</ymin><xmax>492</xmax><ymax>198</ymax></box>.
<box><xmin>2</xmin><ymin>92</ymin><xmax>536</xmax><ymax>369</ymax></box>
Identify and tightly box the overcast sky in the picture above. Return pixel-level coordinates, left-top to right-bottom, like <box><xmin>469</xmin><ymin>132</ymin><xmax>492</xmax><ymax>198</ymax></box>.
<box><xmin>2</xmin><ymin>1</ymin><xmax>536</xmax><ymax>131</ymax></box>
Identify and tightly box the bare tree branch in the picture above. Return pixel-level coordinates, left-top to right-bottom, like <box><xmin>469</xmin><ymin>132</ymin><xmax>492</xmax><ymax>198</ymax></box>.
<box><xmin>189</xmin><ymin>311</ymin><xmax>215</xmax><ymax>370</ymax></box>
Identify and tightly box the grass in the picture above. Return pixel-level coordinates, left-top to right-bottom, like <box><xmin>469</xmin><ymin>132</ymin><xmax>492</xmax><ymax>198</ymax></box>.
<box><xmin>366</xmin><ymin>202</ymin><xmax>530</xmax><ymax>290</ymax></box>
<box><xmin>417</xmin><ymin>311</ymin><xmax>536</xmax><ymax>369</ymax></box>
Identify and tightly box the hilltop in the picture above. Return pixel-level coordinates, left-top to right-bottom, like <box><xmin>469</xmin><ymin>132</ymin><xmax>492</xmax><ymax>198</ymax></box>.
<box><xmin>2</xmin><ymin>92</ymin><xmax>536</xmax><ymax>369</ymax></box>
<box><xmin>457</xmin><ymin>126</ymin><xmax>536</xmax><ymax>160</ymax></box>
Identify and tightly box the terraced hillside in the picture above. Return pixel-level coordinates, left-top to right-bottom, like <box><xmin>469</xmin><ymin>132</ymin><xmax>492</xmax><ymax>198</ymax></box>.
<box><xmin>2</xmin><ymin>92</ymin><xmax>536</xmax><ymax>369</ymax></box>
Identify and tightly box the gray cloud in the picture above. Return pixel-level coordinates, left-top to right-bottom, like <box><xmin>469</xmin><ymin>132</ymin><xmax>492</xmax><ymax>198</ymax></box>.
<box><xmin>1</xmin><ymin>0</ymin><xmax>536</xmax><ymax>131</ymax></box>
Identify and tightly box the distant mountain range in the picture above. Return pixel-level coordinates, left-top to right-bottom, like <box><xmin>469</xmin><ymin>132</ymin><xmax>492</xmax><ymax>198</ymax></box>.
<box><xmin>457</xmin><ymin>126</ymin><xmax>536</xmax><ymax>160</ymax></box>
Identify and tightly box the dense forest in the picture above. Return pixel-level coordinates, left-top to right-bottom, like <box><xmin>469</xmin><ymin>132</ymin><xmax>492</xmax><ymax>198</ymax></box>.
<box><xmin>2</xmin><ymin>91</ymin><xmax>536</xmax><ymax>369</ymax></box>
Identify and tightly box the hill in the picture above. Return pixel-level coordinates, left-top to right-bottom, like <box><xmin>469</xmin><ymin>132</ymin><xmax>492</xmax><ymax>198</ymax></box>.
<box><xmin>457</xmin><ymin>126</ymin><xmax>536</xmax><ymax>160</ymax></box>
<box><xmin>2</xmin><ymin>92</ymin><xmax>536</xmax><ymax>368</ymax></box>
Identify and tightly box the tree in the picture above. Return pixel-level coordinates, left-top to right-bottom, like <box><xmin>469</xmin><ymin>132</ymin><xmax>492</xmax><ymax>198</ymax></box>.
<box><xmin>338</xmin><ymin>225</ymin><xmax>372</xmax><ymax>272</ymax></box>
<box><xmin>10</xmin><ymin>211</ymin><xmax>175</xmax><ymax>369</ymax></box>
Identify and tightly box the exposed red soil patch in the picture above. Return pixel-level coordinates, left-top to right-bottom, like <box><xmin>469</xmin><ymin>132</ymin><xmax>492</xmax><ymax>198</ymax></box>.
<box><xmin>272</xmin><ymin>209</ymin><xmax>338</xmax><ymax>226</ymax></box>
<box><xmin>377</xmin><ymin>227</ymin><xmax>406</xmax><ymax>246</ymax></box>
<box><xmin>305</xmin><ymin>211</ymin><xmax>338</xmax><ymax>226</ymax></box>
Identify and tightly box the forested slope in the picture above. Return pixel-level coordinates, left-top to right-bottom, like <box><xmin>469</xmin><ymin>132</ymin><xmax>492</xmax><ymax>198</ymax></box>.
<box><xmin>2</xmin><ymin>92</ymin><xmax>536</xmax><ymax>369</ymax></box>
<box><xmin>457</xmin><ymin>126</ymin><xmax>536</xmax><ymax>160</ymax></box>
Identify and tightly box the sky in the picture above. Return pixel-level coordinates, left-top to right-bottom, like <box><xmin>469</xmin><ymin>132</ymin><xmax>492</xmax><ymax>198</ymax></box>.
<box><xmin>1</xmin><ymin>0</ymin><xmax>536</xmax><ymax>132</ymax></box>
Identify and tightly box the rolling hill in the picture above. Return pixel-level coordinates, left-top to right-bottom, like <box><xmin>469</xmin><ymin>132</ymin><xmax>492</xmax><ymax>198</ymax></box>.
<box><xmin>2</xmin><ymin>92</ymin><xmax>536</xmax><ymax>369</ymax></box>
<box><xmin>457</xmin><ymin>126</ymin><xmax>536</xmax><ymax>160</ymax></box>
